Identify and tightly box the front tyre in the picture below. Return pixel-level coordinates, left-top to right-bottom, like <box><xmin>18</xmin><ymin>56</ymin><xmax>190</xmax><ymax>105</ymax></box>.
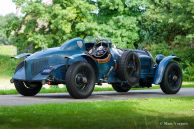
<box><xmin>65</xmin><ymin>62</ymin><xmax>96</xmax><ymax>99</ymax></box>
<box><xmin>14</xmin><ymin>81</ymin><xmax>42</xmax><ymax>96</ymax></box>
<box><xmin>160</xmin><ymin>62</ymin><xmax>182</xmax><ymax>94</ymax></box>
<box><xmin>112</xmin><ymin>83</ymin><xmax>131</xmax><ymax>92</ymax></box>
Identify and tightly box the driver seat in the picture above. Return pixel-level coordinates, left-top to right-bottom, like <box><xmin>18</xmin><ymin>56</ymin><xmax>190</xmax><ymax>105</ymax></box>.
<box><xmin>87</xmin><ymin>53</ymin><xmax>111</xmax><ymax>64</ymax></box>
<box><xmin>94</xmin><ymin>54</ymin><xmax>111</xmax><ymax>64</ymax></box>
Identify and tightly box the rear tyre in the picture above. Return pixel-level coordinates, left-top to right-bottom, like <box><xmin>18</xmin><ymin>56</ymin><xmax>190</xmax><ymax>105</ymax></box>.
<box><xmin>160</xmin><ymin>62</ymin><xmax>182</xmax><ymax>94</ymax></box>
<box><xmin>14</xmin><ymin>80</ymin><xmax>42</xmax><ymax>96</ymax></box>
<box><xmin>65</xmin><ymin>62</ymin><xmax>96</xmax><ymax>99</ymax></box>
<box><xmin>112</xmin><ymin>83</ymin><xmax>131</xmax><ymax>92</ymax></box>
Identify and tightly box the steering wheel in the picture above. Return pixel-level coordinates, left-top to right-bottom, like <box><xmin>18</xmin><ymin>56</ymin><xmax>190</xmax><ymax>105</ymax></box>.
<box><xmin>90</xmin><ymin>39</ymin><xmax>109</xmax><ymax>58</ymax></box>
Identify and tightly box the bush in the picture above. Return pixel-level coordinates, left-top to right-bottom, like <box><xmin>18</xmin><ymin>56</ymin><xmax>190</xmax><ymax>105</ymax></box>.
<box><xmin>183</xmin><ymin>62</ymin><xmax>194</xmax><ymax>82</ymax></box>
<box><xmin>145</xmin><ymin>43</ymin><xmax>194</xmax><ymax>81</ymax></box>
<box><xmin>0</xmin><ymin>55</ymin><xmax>20</xmax><ymax>77</ymax></box>
<box><xmin>145</xmin><ymin>43</ymin><xmax>171</xmax><ymax>57</ymax></box>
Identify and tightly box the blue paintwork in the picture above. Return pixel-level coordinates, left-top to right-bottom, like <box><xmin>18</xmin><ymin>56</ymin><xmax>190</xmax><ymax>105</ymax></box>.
<box><xmin>12</xmin><ymin>37</ymin><xmax>181</xmax><ymax>87</ymax></box>
<box><xmin>13</xmin><ymin>53</ymin><xmax>31</xmax><ymax>59</ymax></box>
<box><xmin>153</xmin><ymin>56</ymin><xmax>180</xmax><ymax>84</ymax></box>
<box><xmin>13</xmin><ymin>38</ymin><xmax>86</xmax><ymax>81</ymax></box>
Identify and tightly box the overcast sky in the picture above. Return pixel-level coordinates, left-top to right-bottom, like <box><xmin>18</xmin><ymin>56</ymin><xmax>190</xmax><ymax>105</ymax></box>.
<box><xmin>0</xmin><ymin>0</ymin><xmax>16</xmax><ymax>16</ymax></box>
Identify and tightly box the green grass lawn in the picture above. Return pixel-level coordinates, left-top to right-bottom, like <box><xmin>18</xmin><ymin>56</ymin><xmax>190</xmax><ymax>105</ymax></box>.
<box><xmin>0</xmin><ymin>97</ymin><xmax>193</xmax><ymax>129</ymax></box>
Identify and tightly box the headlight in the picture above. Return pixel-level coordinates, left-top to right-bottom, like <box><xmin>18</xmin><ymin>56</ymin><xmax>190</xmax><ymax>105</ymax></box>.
<box><xmin>155</xmin><ymin>54</ymin><xmax>165</xmax><ymax>64</ymax></box>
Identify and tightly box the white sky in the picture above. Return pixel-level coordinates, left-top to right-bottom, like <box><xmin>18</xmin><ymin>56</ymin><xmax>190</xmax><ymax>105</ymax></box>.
<box><xmin>0</xmin><ymin>0</ymin><xmax>16</xmax><ymax>16</ymax></box>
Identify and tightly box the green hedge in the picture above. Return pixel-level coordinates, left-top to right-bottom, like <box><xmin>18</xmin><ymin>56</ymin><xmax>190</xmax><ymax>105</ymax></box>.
<box><xmin>0</xmin><ymin>55</ymin><xmax>19</xmax><ymax>77</ymax></box>
<box><xmin>147</xmin><ymin>43</ymin><xmax>194</xmax><ymax>82</ymax></box>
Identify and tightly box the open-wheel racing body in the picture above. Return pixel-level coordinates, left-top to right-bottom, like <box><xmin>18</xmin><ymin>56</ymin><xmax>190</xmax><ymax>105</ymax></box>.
<box><xmin>11</xmin><ymin>37</ymin><xmax>182</xmax><ymax>99</ymax></box>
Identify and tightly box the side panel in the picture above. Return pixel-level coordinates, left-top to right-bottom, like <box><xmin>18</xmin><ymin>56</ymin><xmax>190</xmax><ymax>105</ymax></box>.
<box><xmin>153</xmin><ymin>56</ymin><xmax>180</xmax><ymax>84</ymax></box>
<box><xmin>139</xmin><ymin>55</ymin><xmax>152</xmax><ymax>78</ymax></box>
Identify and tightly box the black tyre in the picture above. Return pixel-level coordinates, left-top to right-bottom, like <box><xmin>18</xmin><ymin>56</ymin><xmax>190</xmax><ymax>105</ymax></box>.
<box><xmin>112</xmin><ymin>83</ymin><xmax>131</xmax><ymax>92</ymax></box>
<box><xmin>65</xmin><ymin>62</ymin><xmax>96</xmax><ymax>99</ymax></box>
<box><xmin>117</xmin><ymin>51</ymin><xmax>140</xmax><ymax>86</ymax></box>
<box><xmin>160</xmin><ymin>62</ymin><xmax>182</xmax><ymax>94</ymax></box>
<box><xmin>14</xmin><ymin>80</ymin><xmax>42</xmax><ymax>96</ymax></box>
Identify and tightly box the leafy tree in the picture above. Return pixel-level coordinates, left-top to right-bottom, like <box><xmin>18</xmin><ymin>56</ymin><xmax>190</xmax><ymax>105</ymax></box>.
<box><xmin>0</xmin><ymin>14</ymin><xmax>19</xmax><ymax>45</ymax></box>
<box><xmin>95</xmin><ymin>0</ymin><xmax>141</xmax><ymax>48</ymax></box>
<box><xmin>139</xmin><ymin>0</ymin><xmax>194</xmax><ymax>80</ymax></box>
<box><xmin>140</xmin><ymin>0</ymin><xmax>194</xmax><ymax>53</ymax></box>
<box><xmin>10</xmin><ymin>0</ymin><xmax>98</xmax><ymax>52</ymax></box>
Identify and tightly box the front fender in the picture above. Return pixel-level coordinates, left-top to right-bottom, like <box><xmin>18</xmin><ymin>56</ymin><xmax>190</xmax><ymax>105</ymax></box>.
<box><xmin>153</xmin><ymin>56</ymin><xmax>180</xmax><ymax>84</ymax></box>
<box><xmin>12</xmin><ymin>53</ymin><xmax>31</xmax><ymax>59</ymax></box>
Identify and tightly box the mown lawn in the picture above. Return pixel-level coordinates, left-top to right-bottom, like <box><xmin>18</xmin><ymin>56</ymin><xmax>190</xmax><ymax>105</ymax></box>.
<box><xmin>0</xmin><ymin>97</ymin><xmax>193</xmax><ymax>129</ymax></box>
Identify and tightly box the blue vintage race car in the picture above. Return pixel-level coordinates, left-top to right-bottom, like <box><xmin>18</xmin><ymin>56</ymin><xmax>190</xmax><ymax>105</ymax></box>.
<box><xmin>11</xmin><ymin>37</ymin><xmax>182</xmax><ymax>99</ymax></box>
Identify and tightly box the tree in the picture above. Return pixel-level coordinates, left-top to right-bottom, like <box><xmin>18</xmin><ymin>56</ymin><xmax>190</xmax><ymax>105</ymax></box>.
<box><xmin>0</xmin><ymin>14</ymin><xmax>19</xmax><ymax>45</ymax></box>
<box><xmin>138</xmin><ymin>0</ymin><xmax>194</xmax><ymax>81</ymax></box>
<box><xmin>95</xmin><ymin>0</ymin><xmax>142</xmax><ymax>48</ymax></box>
<box><xmin>10</xmin><ymin>0</ymin><xmax>98</xmax><ymax>52</ymax></box>
<box><xmin>140</xmin><ymin>0</ymin><xmax>194</xmax><ymax>61</ymax></box>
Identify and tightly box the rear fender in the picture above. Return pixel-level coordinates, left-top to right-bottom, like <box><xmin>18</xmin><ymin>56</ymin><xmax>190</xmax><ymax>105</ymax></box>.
<box><xmin>49</xmin><ymin>54</ymin><xmax>88</xmax><ymax>82</ymax></box>
<box><xmin>82</xmin><ymin>55</ymin><xmax>98</xmax><ymax>80</ymax></box>
<box><xmin>66</xmin><ymin>54</ymin><xmax>87</xmax><ymax>65</ymax></box>
<box><xmin>153</xmin><ymin>56</ymin><xmax>181</xmax><ymax>84</ymax></box>
<box><xmin>66</xmin><ymin>54</ymin><xmax>98</xmax><ymax>80</ymax></box>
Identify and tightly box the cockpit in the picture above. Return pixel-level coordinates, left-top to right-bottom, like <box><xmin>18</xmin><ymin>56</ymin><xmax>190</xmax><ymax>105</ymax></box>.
<box><xmin>84</xmin><ymin>37</ymin><xmax>112</xmax><ymax>60</ymax></box>
<box><xmin>60</xmin><ymin>37</ymin><xmax>112</xmax><ymax>62</ymax></box>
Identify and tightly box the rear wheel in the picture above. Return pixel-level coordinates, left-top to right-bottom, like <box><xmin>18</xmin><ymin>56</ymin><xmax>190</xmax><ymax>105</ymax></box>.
<box><xmin>160</xmin><ymin>62</ymin><xmax>182</xmax><ymax>94</ymax></box>
<box><xmin>112</xmin><ymin>83</ymin><xmax>131</xmax><ymax>92</ymax></box>
<box><xmin>65</xmin><ymin>62</ymin><xmax>96</xmax><ymax>99</ymax></box>
<box><xmin>14</xmin><ymin>80</ymin><xmax>42</xmax><ymax>96</ymax></box>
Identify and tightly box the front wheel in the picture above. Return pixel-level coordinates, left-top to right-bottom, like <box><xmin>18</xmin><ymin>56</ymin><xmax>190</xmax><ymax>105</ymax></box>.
<box><xmin>112</xmin><ymin>83</ymin><xmax>131</xmax><ymax>92</ymax></box>
<box><xmin>14</xmin><ymin>80</ymin><xmax>42</xmax><ymax>96</ymax></box>
<box><xmin>65</xmin><ymin>62</ymin><xmax>96</xmax><ymax>99</ymax></box>
<box><xmin>160</xmin><ymin>62</ymin><xmax>182</xmax><ymax>94</ymax></box>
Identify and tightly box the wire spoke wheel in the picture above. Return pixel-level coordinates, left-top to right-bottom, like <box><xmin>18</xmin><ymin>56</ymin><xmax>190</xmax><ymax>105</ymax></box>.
<box><xmin>74</xmin><ymin>67</ymin><xmax>90</xmax><ymax>90</ymax></box>
<box><xmin>160</xmin><ymin>62</ymin><xmax>182</xmax><ymax>94</ymax></box>
<box><xmin>65</xmin><ymin>62</ymin><xmax>96</xmax><ymax>99</ymax></box>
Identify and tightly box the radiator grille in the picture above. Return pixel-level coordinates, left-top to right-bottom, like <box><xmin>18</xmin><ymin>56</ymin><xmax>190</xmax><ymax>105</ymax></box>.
<box><xmin>31</xmin><ymin>58</ymin><xmax>49</xmax><ymax>76</ymax></box>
